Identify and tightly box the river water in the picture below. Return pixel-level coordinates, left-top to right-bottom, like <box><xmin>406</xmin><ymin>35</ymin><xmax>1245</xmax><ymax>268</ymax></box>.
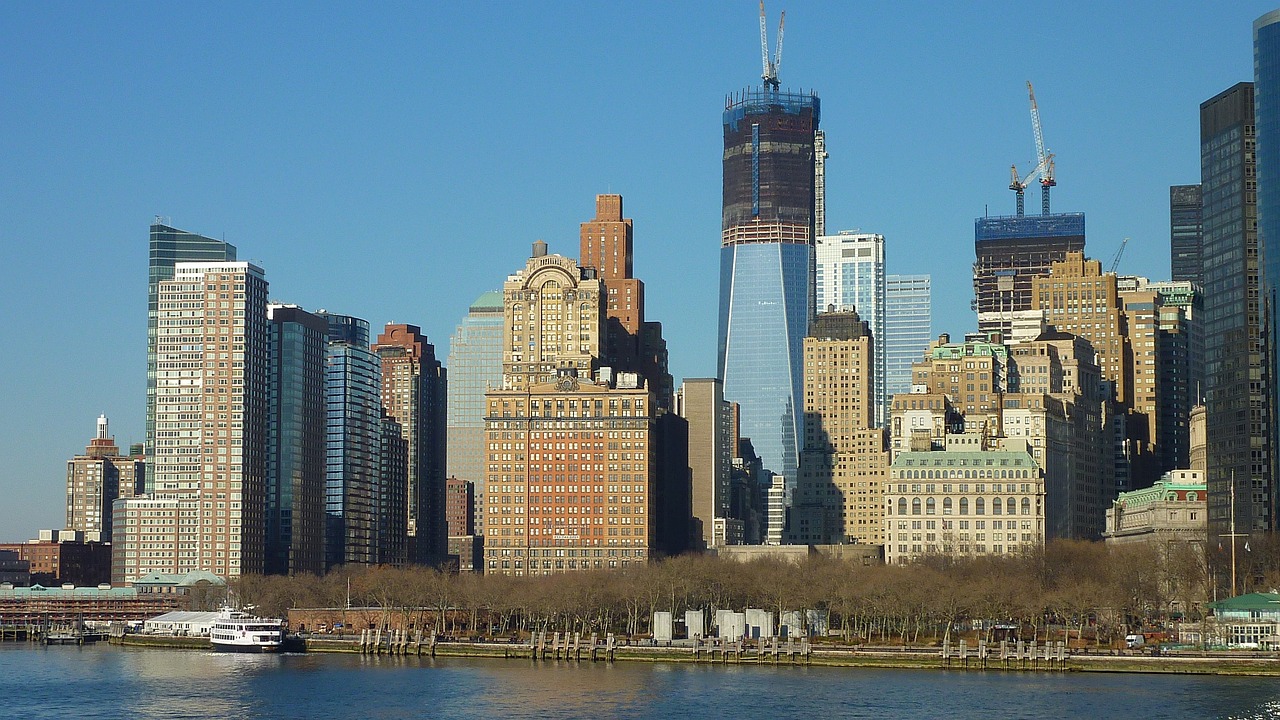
<box><xmin>4</xmin><ymin>643</ymin><xmax>1280</xmax><ymax>719</ymax></box>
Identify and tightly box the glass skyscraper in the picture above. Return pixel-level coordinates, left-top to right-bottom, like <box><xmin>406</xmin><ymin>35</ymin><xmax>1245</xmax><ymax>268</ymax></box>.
<box><xmin>265</xmin><ymin>304</ymin><xmax>327</xmax><ymax>576</ymax></box>
<box><xmin>885</xmin><ymin>274</ymin><xmax>932</xmax><ymax>401</ymax></box>
<box><xmin>718</xmin><ymin>88</ymin><xmax>820</xmax><ymax>484</ymax></box>
<box><xmin>146</xmin><ymin>221</ymin><xmax>236</xmax><ymax>487</ymax></box>
<box><xmin>1256</xmin><ymin>10</ymin><xmax>1280</xmax><ymax>532</ymax></box>
<box><xmin>1200</xmin><ymin>82</ymin><xmax>1270</xmax><ymax>534</ymax></box>
<box><xmin>1169</xmin><ymin>184</ymin><xmax>1203</xmax><ymax>285</ymax></box>
<box><xmin>445</xmin><ymin>291</ymin><xmax>505</xmax><ymax>535</ymax></box>
<box><xmin>815</xmin><ymin>231</ymin><xmax>886</xmax><ymax>425</ymax></box>
<box><xmin>318</xmin><ymin>312</ymin><xmax>382</xmax><ymax>568</ymax></box>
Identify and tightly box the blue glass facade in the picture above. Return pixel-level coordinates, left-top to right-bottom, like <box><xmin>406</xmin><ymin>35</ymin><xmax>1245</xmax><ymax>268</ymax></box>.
<box><xmin>446</xmin><ymin>291</ymin><xmax>505</xmax><ymax>535</ymax></box>
<box><xmin>319</xmin><ymin>313</ymin><xmax>382</xmax><ymax>568</ymax></box>
<box><xmin>719</xmin><ymin>87</ymin><xmax>820</xmax><ymax>485</ymax></box>
<box><xmin>1256</xmin><ymin>10</ymin><xmax>1280</xmax><ymax>531</ymax></box>
<box><xmin>885</xmin><ymin>274</ymin><xmax>932</xmax><ymax>401</ymax></box>
<box><xmin>718</xmin><ymin>242</ymin><xmax>812</xmax><ymax>482</ymax></box>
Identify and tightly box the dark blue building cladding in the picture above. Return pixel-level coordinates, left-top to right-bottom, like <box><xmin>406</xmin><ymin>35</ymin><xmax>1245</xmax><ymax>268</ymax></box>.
<box><xmin>719</xmin><ymin>87</ymin><xmax>820</xmax><ymax>484</ymax></box>
<box><xmin>266</xmin><ymin>306</ymin><xmax>328</xmax><ymax>576</ymax></box>
<box><xmin>1256</xmin><ymin>10</ymin><xmax>1280</xmax><ymax>531</ymax></box>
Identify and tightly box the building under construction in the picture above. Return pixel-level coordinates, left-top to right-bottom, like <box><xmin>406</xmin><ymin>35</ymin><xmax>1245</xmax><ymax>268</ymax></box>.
<box><xmin>973</xmin><ymin>212</ymin><xmax>1086</xmax><ymax>338</ymax></box>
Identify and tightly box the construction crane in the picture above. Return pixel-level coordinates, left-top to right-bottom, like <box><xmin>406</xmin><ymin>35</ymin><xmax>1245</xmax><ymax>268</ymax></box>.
<box><xmin>1027</xmin><ymin>81</ymin><xmax>1056</xmax><ymax>215</ymax></box>
<box><xmin>1109</xmin><ymin>237</ymin><xmax>1129</xmax><ymax>274</ymax></box>
<box><xmin>1008</xmin><ymin>152</ymin><xmax>1053</xmax><ymax>217</ymax></box>
<box><xmin>760</xmin><ymin>1</ymin><xmax>784</xmax><ymax>92</ymax></box>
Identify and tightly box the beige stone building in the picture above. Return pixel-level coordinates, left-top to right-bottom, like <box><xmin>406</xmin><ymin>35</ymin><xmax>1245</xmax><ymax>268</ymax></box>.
<box><xmin>1031</xmin><ymin>252</ymin><xmax>1130</xmax><ymax>403</ymax></box>
<box><xmin>789</xmin><ymin>311</ymin><xmax>889</xmax><ymax>546</ymax></box>
<box><xmin>885</xmin><ymin>435</ymin><xmax>1045</xmax><ymax>564</ymax></box>
<box><xmin>1104</xmin><ymin>471</ymin><xmax>1206</xmax><ymax>548</ymax></box>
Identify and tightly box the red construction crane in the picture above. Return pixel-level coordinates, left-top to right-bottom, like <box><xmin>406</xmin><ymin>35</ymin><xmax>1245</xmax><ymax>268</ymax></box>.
<box><xmin>1027</xmin><ymin>81</ymin><xmax>1056</xmax><ymax>215</ymax></box>
<box><xmin>760</xmin><ymin>1</ymin><xmax>784</xmax><ymax>92</ymax></box>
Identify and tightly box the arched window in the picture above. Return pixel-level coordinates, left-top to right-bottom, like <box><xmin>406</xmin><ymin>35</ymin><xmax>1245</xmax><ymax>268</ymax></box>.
<box><xmin>1021</xmin><ymin>498</ymin><xmax>1031</xmax><ymax>515</ymax></box>
<box><xmin>960</xmin><ymin>497</ymin><xmax>969</xmax><ymax>515</ymax></box>
<box><xmin>912</xmin><ymin>498</ymin><xmax>922</xmax><ymax>515</ymax></box>
<box><xmin>943</xmin><ymin>497</ymin><xmax>953</xmax><ymax>515</ymax></box>
<box><xmin>976</xmin><ymin>498</ymin><xmax>985</xmax><ymax>515</ymax></box>
<box><xmin>1187</xmin><ymin>492</ymin><xmax>1198</xmax><ymax>502</ymax></box>
<box><xmin>898</xmin><ymin>498</ymin><xmax>907</xmax><ymax>516</ymax></box>
<box><xmin>926</xmin><ymin>497</ymin><xmax>936</xmax><ymax>515</ymax></box>
<box><xmin>992</xmin><ymin>497</ymin><xmax>1002</xmax><ymax>515</ymax></box>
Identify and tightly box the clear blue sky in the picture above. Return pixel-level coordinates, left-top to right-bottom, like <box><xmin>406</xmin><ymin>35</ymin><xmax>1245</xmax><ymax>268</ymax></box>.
<box><xmin>0</xmin><ymin>1</ymin><xmax>1273</xmax><ymax>540</ymax></box>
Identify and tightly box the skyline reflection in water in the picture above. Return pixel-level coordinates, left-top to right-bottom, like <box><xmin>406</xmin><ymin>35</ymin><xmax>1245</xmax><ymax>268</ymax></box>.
<box><xmin>4</xmin><ymin>644</ymin><xmax>1280</xmax><ymax>720</ymax></box>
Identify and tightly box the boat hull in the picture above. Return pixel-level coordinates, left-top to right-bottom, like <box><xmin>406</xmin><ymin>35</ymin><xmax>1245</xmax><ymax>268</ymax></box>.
<box><xmin>211</xmin><ymin>641</ymin><xmax>282</xmax><ymax>653</ymax></box>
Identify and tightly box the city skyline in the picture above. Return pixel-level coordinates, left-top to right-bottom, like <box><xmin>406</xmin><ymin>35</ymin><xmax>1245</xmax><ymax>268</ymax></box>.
<box><xmin>1</xmin><ymin>2</ymin><xmax>1275</xmax><ymax>539</ymax></box>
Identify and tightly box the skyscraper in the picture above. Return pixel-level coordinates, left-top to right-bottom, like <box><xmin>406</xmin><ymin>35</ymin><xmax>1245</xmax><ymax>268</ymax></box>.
<box><xmin>319</xmin><ymin>312</ymin><xmax>382</xmax><ymax>568</ymax></box>
<box><xmin>483</xmin><ymin>242</ymin><xmax>659</xmax><ymax>575</ymax></box>
<box><xmin>973</xmin><ymin>213</ymin><xmax>1086</xmax><ymax>339</ymax></box>
<box><xmin>374</xmin><ymin>324</ymin><xmax>448</xmax><ymax>565</ymax></box>
<box><xmin>446</xmin><ymin>291</ymin><xmax>505</xmax><ymax>535</ymax></box>
<box><xmin>1256</xmin><ymin>10</ymin><xmax>1280</xmax><ymax>533</ymax></box>
<box><xmin>1170</xmin><ymin>185</ymin><xmax>1203</xmax><ymax>285</ymax></box>
<box><xmin>146</xmin><ymin>221</ymin><xmax>236</xmax><ymax>488</ymax></box>
<box><xmin>718</xmin><ymin>85</ymin><xmax>821</xmax><ymax>484</ymax></box>
<box><xmin>116</xmin><ymin>261</ymin><xmax>270</xmax><ymax>583</ymax></box>
<box><xmin>265</xmin><ymin>304</ymin><xmax>327</xmax><ymax>576</ymax></box>
<box><xmin>788</xmin><ymin>311</ymin><xmax>888</xmax><ymax>546</ymax></box>
<box><xmin>885</xmin><ymin>274</ymin><xmax>932</xmax><ymax>400</ymax></box>
<box><xmin>579</xmin><ymin>195</ymin><xmax>675</xmax><ymax>408</ymax></box>
<box><xmin>674</xmin><ymin>378</ymin><xmax>733</xmax><ymax>550</ymax></box>
<box><xmin>815</xmin><ymin>231</ymin><xmax>886</xmax><ymax>425</ymax></box>
<box><xmin>1201</xmin><ymin>82</ymin><xmax>1271</xmax><ymax>534</ymax></box>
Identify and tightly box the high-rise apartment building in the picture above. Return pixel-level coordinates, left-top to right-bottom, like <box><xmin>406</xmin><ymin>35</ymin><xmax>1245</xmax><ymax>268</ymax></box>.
<box><xmin>146</xmin><ymin>222</ymin><xmax>237</xmax><ymax>482</ymax></box>
<box><xmin>718</xmin><ymin>85</ymin><xmax>821</xmax><ymax>486</ymax></box>
<box><xmin>66</xmin><ymin>415</ymin><xmax>143</xmax><ymax>541</ymax></box>
<box><xmin>675</xmin><ymin>378</ymin><xmax>733</xmax><ymax>550</ymax></box>
<box><xmin>1256</xmin><ymin>10</ymin><xmax>1280</xmax><ymax>533</ymax></box>
<box><xmin>1170</xmin><ymin>185</ymin><xmax>1204</xmax><ymax>285</ymax></box>
<box><xmin>116</xmin><ymin>261</ymin><xmax>269</xmax><ymax>585</ymax></box>
<box><xmin>885</xmin><ymin>274</ymin><xmax>932</xmax><ymax>400</ymax></box>
<box><xmin>265</xmin><ymin>305</ymin><xmax>327</xmax><ymax>576</ymax></box>
<box><xmin>815</xmin><ymin>232</ymin><xmax>886</xmax><ymax>425</ymax></box>
<box><xmin>483</xmin><ymin>242</ymin><xmax>659</xmax><ymax>575</ymax></box>
<box><xmin>1201</xmin><ymin>82</ymin><xmax>1271</xmax><ymax>533</ymax></box>
<box><xmin>320</xmin><ymin>312</ymin><xmax>382</xmax><ymax>568</ymax></box>
<box><xmin>1032</xmin><ymin>252</ymin><xmax>1129</xmax><ymax>402</ymax></box>
<box><xmin>446</xmin><ymin>291</ymin><xmax>505</xmax><ymax>535</ymax></box>
<box><xmin>788</xmin><ymin>311</ymin><xmax>889</xmax><ymax>546</ymax></box>
<box><xmin>374</xmin><ymin>324</ymin><xmax>447</xmax><ymax>565</ymax></box>
<box><xmin>973</xmin><ymin>213</ymin><xmax>1086</xmax><ymax>339</ymax></box>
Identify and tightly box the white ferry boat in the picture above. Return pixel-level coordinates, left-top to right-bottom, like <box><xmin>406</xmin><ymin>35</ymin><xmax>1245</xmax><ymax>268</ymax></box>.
<box><xmin>209</xmin><ymin>608</ymin><xmax>285</xmax><ymax>653</ymax></box>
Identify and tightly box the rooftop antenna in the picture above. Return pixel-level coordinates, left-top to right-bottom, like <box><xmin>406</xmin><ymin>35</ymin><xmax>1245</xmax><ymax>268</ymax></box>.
<box><xmin>760</xmin><ymin>1</ymin><xmax>784</xmax><ymax>91</ymax></box>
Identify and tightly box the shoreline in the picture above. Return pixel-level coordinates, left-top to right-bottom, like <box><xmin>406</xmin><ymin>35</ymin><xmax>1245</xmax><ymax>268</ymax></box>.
<box><xmin>102</xmin><ymin>635</ymin><xmax>1280</xmax><ymax>676</ymax></box>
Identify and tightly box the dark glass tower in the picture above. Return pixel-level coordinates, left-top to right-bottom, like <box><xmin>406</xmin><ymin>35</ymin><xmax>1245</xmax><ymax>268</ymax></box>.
<box><xmin>1256</xmin><ymin>10</ymin><xmax>1280</xmax><ymax>534</ymax></box>
<box><xmin>1201</xmin><ymin>82</ymin><xmax>1270</xmax><ymax>534</ymax></box>
<box><xmin>265</xmin><ymin>305</ymin><xmax>328</xmax><ymax>576</ymax></box>
<box><xmin>146</xmin><ymin>221</ymin><xmax>236</xmax><ymax>486</ymax></box>
<box><xmin>1170</xmin><ymin>184</ymin><xmax>1204</xmax><ymax>284</ymax></box>
<box><xmin>717</xmin><ymin>88</ymin><xmax>820</xmax><ymax>485</ymax></box>
<box><xmin>318</xmin><ymin>312</ymin><xmax>382</xmax><ymax>568</ymax></box>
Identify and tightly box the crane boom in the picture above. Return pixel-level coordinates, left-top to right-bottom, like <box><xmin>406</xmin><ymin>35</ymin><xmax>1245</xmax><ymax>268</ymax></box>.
<box><xmin>1109</xmin><ymin>237</ymin><xmax>1129</xmax><ymax>273</ymax></box>
<box><xmin>760</xmin><ymin>1</ymin><xmax>771</xmax><ymax>84</ymax></box>
<box><xmin>1028</xmin><ymin>81</ymin><xmax>1048</xmax><ymax>180</ymax></box>
<box><xmin>773</xmin><ymin>11</ymin><xmax>785</xmax><ymax>81</ymax></box>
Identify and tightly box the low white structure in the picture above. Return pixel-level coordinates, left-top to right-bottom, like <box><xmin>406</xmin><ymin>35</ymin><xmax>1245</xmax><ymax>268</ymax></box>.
<box><xmin>144</xmin><ymin>610</ymin><xmax>221</xmax><ymax>636</ymax></box>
